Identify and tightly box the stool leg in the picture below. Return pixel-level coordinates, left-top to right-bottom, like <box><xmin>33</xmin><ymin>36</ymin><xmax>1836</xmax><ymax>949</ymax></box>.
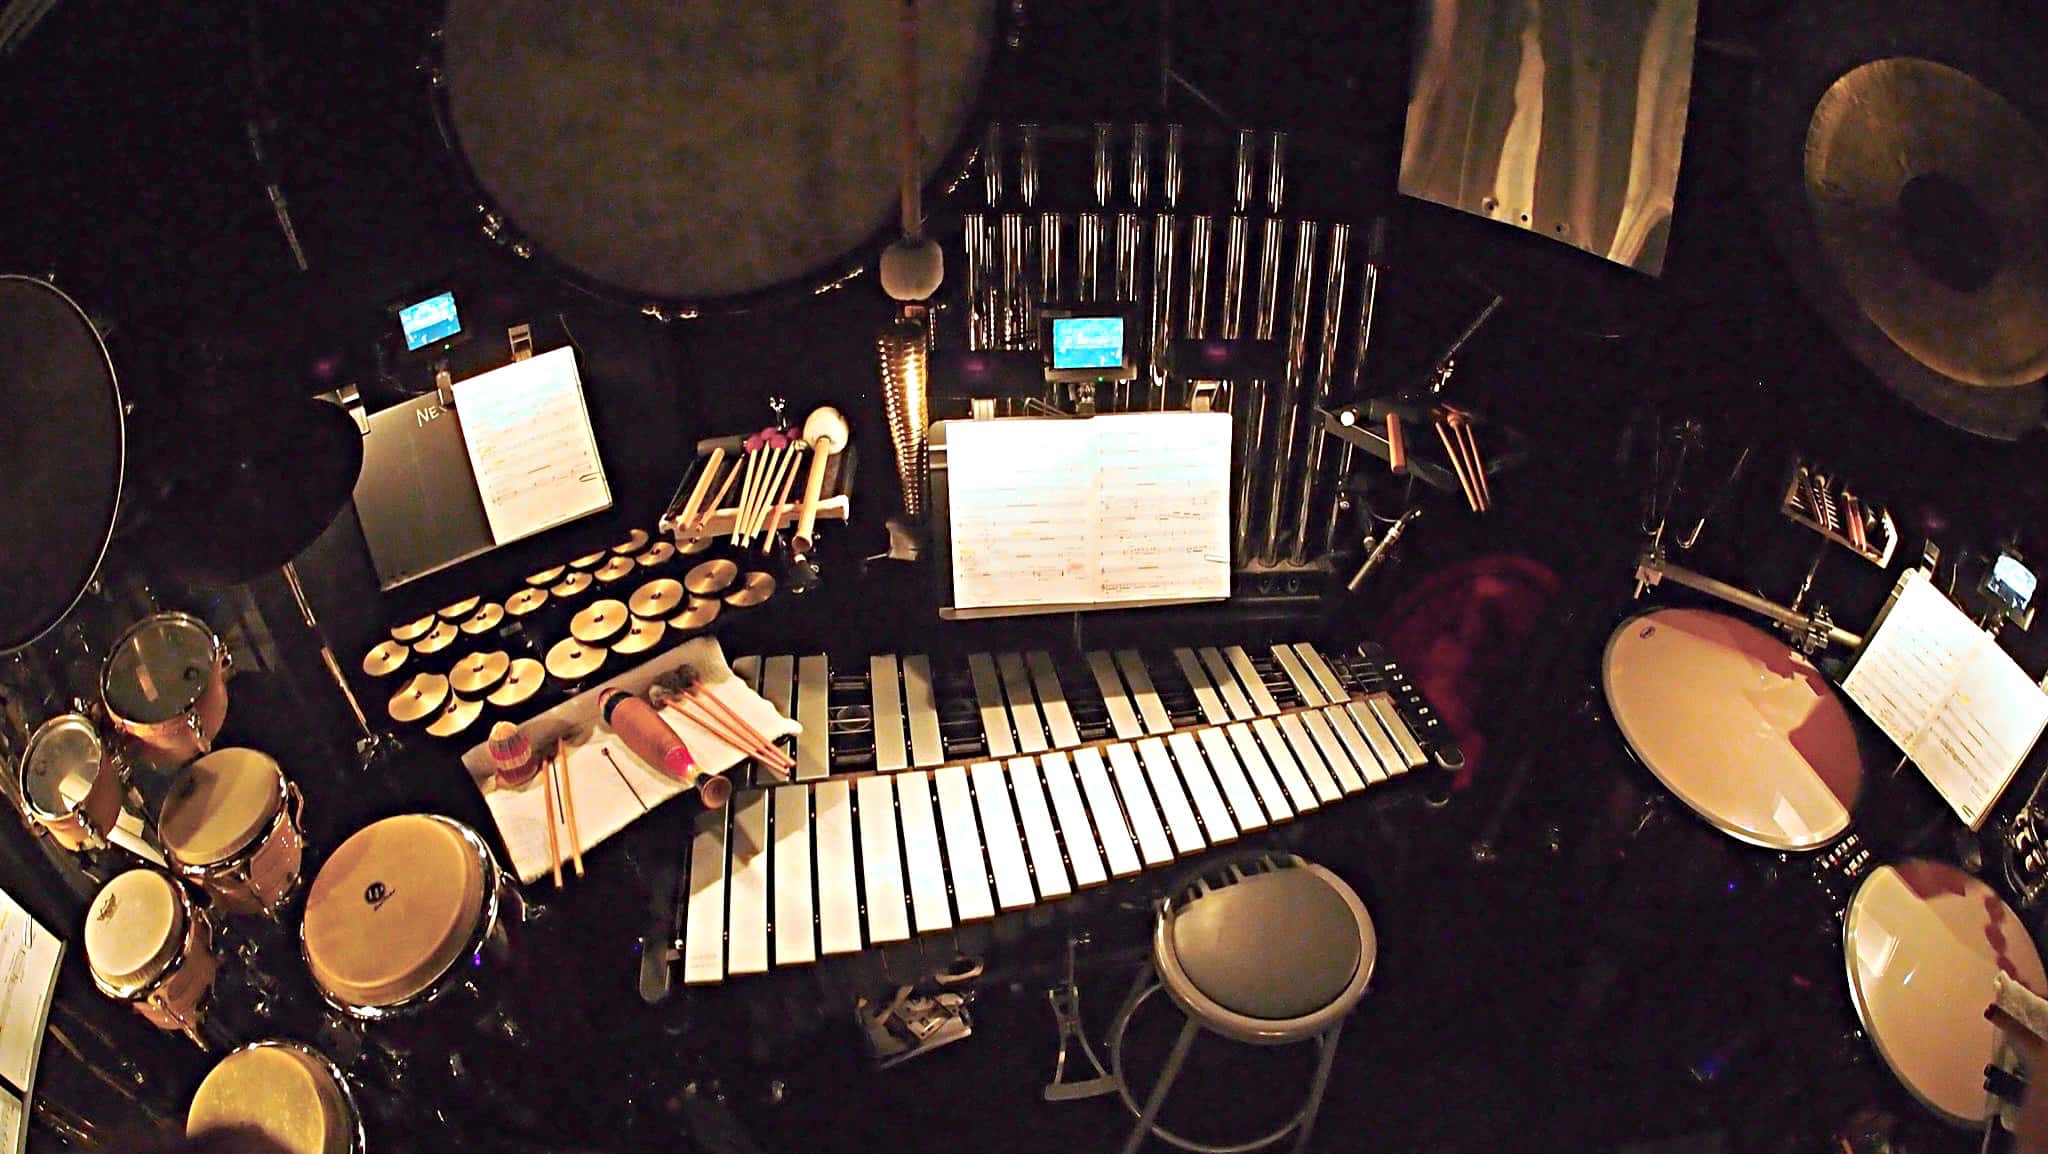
<box><xmin>1291</xmin><ymin>1021</ymin><xmax>1344</xmax><ymax>1154</ymax></box>
<box><xmin>1120</xmin><ymin>1017</ymin><xmax>1201</xmax><ymax>1154</ymax></box>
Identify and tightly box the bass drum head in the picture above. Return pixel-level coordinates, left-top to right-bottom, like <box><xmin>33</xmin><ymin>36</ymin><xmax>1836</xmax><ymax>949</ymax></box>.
<box><xmin>1844</xmin><ymin>860</ymin><xmax>2047</xmax><ymax>1126</ymax></box>
<box><xmin>1601</xmin><ymin>607</ymin><xmax>1864</xmax><ymax>851</ymax></box>
<box><xmin>439</xmin><ymin>0</ymin><xmax>999</xmax><ymax>307</ymax></box>
<box><xmin>161</xmin><ymin>749</ymin><xmax>285</xmax><ymax>868</ymax></box>
<box><xmin>189</xmin><ymin>1041</ymin><xmax>359</xmax><ymax>1154</ymax></box>
<box><xmin>302</xmin><ymin>814</ymin><xmax>487</xmax><ymax>1011</ymax></box>
<box><xmin>0</xmin><ymin>276</ymin><xmax>124</xmax><ymax>654</ymax></box>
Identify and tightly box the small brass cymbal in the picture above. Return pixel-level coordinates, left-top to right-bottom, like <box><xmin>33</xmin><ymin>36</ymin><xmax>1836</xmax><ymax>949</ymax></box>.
<box><xmin>488</xmin><ymin>657</ymin><xmax>546</xmax><ymax>708</ymax></box>
<box><xmin>460</xmin><ymin>602</ymin><xmax>505</xmax><ymax>635</ymax></box>
<box><xmin>684</xmin><ymin>558</ymin><xmax>739</xmax><ymax>596</ymax></box>
<box><xmin>449</xmin><ymin>650</ymin><xmax>511</xmax><ymax>695</ymax></box>
<box><xmin>570</xmin><ymin>599</ymin><xmax>629</xmax><ymax>644</ymax></box>
<box><xmin>526</xmin><ymin>565</ymin><xmax>566</xmax><ymax>587</ymax></box>
<box><xmin>438</xmin><ymin>595</ymin><xmax>481</xmax><ymax>621</ymax></box>
<box><xmin>594</xmin><ymin>556</ymin><xmax>637</xmax><ymax>584</ymax></box>
<box><xmin>546</xmin><ymin>638</ymin><xmax>607</xmax><ymax>682</ymax></box>
<box><xmin>550</xmin><ymin>571</ymin><xmax>594</xmax><ymax>599</ymax></box>
<box><xmin>506</xmin><ymin>587</ymin><xmax>549</xmax><ymax>617</ymax></box>
<box><xmin>361</xmin><ymin>640</ymin><xmax>409</xmax><ymax>678</ymax></box>
<box><xmin>613</xmin><ymin>615</ymin><xmax>667</xmax><ymax>656</ymax></box>
<box><xmin>413</xmin><ymin>621</ymin><xmax>460</xmax><ymax>656</ymax></box>
<box><xmin>425</xmin><ymin>695</ymin><xmax>484</xmax><ymax>738</ymax></box>
<box><xmin>612</xmin><ymin>528</ymin><xmax>650</xmax><ymax>555</ymax></box>
<box><xmin>629</xmin><ymin>578</ymin><xmax>686</xmax><ymax>619</ymax></box>
<box><xmin>569</xmin><ymin>551</ymin><xmax>607</xmax><ymax>571</ymax></box>
<box><xmin>636</xmin><ymin>541</ymin><xmax>676</xmax><ymax>568</ymax></box>
<box><xmin>388</xmin><ymin>673</ymin><xmax>450</xmax><ymax>723</ymax></box>
<box><xmin>391</xmin><ymin>615</ymin><xmax>436</xmax><ymax>643</ymax></box>
<box><xmin>674</xmin><ymin>597</ymin><xmax>721</xmax><ymax>631</ymax></box>
<box><xmin>676</xmin><ymin>533</ymin><xmax>713</xmax><ymax>556</ymax></box>
<box><xmin>723</xmin><ymin>571</ymin><xmax>777</xmax><ymax>607</ymax></box>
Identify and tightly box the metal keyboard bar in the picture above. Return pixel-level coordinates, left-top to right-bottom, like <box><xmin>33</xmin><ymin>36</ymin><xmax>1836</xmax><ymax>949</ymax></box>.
<box><xmin>1367</xmin><ymin>694</ymin><xmax>1429</xmax><ymax>769</ymax></box>
<box><xmin>856</xmin><ymin>774</ymin><xmax>911</xmax><ymax>944</ymax></box>
<box><xmin>1039</xmin><ymin>750</ymin><xmax>1108</xmax><ymax>886</ymax></box>
<box><xmin>761</xmin><ymin>656</ymin><xmax>796</xmax><ymax>770</ymax></box>
<box><xmin>902</xmin><ymin>654</ymin><xmax>946</xmax><ymax>767</ymax></box>
<box><xmin>997</xmin><ymin>653</ymin><xmax>1050</xmax><ymax>754</ymax></box>
<box><xmin>1027</xmin><ymin>650</ymin><xmax>1083</xmax><ymax>748</ymax></box>
<box><xmin>1223</xmin><ymin>645</ymin><xmax>1281</xmax><ymax>715</ymax></box>
<box><xmin>1246</xmin><ymin>719</ymin><xmax>1315</xmax><ymax>812</ymax></box>
<box><xmin>1173</xmin><ymin>648</ymin><xmax>1230</xmax><ymax>725</ymax></box>
<box><xmin>1008</xmin><ymin>757</ymin><xmax>1072</xmax><ymax>899</ymax></box>
<box><xmin>896</xmin><ymin>770</ymin><xmax>952</xmax><ymax>933</ymax></box>
<box><xmin>1196</xmin><ymin>725</ymin><xmax>1267</xmax><ymax>830</ymax></box>
<box><xmin>1167</xmin><ymin>730</ymin><xmax>1237</xmax><ymax>842</ymax></box>
<box><xmin>772</xmin><ymin>784</ymin><xmax>816</xmax><ymax>966</ymax></box>
<box><xmin>1134</xmin><ymin>737</ymin><xmax>1204</xmax><ymax>855</ymax></box>
<box><xmin>1198</xmin><ymin>647</ymin><xmax>1255</xmax><ymax>720</ymax></box>
<box><xmin>1299</xmin><ymin>708</ymin><xmax>1366</xmax><ymax>793</ymax></box>
<box><xmin>1269</xmin><ymin>644</ymin><xmax>1330</xmax><ymax>706</ymax></box>
<box><xmin>682</xmin><ymin>807</ymin><xmax>730</xmax><ymax>985</ymax></box>
<box><xmin>1116</xmin><ymin>650</ymin><xmax>1175</xmax><ymax>735</ymax></box>
<box><xmin>971</xmin><ymin>761</ymin><xmax>1036</xmax><ymax>909</ymax></box>
<box><xmin>727</xmin><ymin>790</ymin><xmax>771</xmax><ymax>975</ymax></box>
<box><xmin>732</xmin><ymin>657</ymin><xmax>763</xmax><ymax>789</ymax></box>
<box><xmin>1105</xmin><ymin>743</ymin><xmax>1174</xmax><ymax>865</ymax></box>
<box><xmin>795</xmin><ymin>655</ymin><xmax>830</xmax><ymax>780</ymax></box>
<box><xmin>1088</xmin><ymin>650</ymin><xmax>1145</xmax><ymax>740</ymax></box>
<box><xmin>869</xmin><ymin>655</ymin><xmax>909</xmax><ymax>773</ymax></box>
<box><xmin>934</xmin><ymin>765</ymin><xmax>996</xmax><ymax>922</ymax></box>
<box><xmin>814</xmin><ymin>780</ymin><xmax>863</xmax><ymax>955</ymax></box>
<box><xmin>1073</xmin><ymin>747</ymin><xmax>1143</xmax><ymax>877</ymax></box>
<box><xmin>969</xmin><ymin>653</ymin><xmax>1018</xmax><ymax>758</ymax></box>
<box><xmin>1273</xmin><ymin>713</ymin><xmax>1342</xmax><ymax>802</ymax></box>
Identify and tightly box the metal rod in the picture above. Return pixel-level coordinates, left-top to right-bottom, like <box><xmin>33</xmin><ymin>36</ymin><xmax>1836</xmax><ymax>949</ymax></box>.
<box><xmin>1023</xmin><ymin>123</ymin><xmax>1061</xmax><ymax>309</ymax></box>
<box><xmin>1265</xmin><ymin>130</ymin><xmax>1287</xmax><ymax>215</ymax></box>
<box><xmin>1185</xmin><ymin>214</ymin><xmax>1213</xmax><ymax>340</ymax></box>
<box><xmin>1001</xmin><ymin>211</ymin><xmax>1027</xmax><ymax>349</ymax></box>
<box><xmin>1289</xmin><ymin>222</ymin><xmax>1349</xmax><ymax>562</ymax></box>
<box><xmin>1322</xmin><ymin>220</ymin><xmax>1385</xmax><ymax>554</ymax></box>
<box><xmin>965</xmin><ymin>215</ymin><xmax>991</xmax><ymax>349</ymax></box>
<box><xmin>1150</xmin><ymin>125</ymin><xmax>1182</xmax><ymax>408</ymax></box>
<box><xmin>1079</xmin><ymin>124</ymin><xmax>1114</xmax><ymax>304</ymax></box>
<box><xmin>1231</xmin><ymin>216</ymin><xmax>1287</xmax><ymax>565</ymax></box>
<box><xmin>1260</xmin><ymin>219</ymin><xmax>1319</xmax><ymax>563</ymax></box>
<box><xmin>1219</xmin><ymin>216</ymin><xmax>1249</xmax><ymax>339</ymax></box>
<box><xmin>1637</xmin><ymin>553</ymin><xmax>1863</xmax><ymax>650</ymax></box>
<box><xmin>281</xmin><ymin>560</ymin><xmax>375</xmax><ymax>743</ymax></box>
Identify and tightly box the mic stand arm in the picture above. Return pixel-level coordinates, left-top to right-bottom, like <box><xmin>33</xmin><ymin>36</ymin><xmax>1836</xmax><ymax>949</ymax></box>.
<box><xmin>1633</xmin><ymin>548</ymin><xmax>1862</xmax><ymax>654</ymax></box>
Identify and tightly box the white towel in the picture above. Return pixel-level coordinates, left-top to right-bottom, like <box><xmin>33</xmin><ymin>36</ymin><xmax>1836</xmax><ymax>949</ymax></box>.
<box><xmin>459</xmin><ymin>637</ymin><xmax>800</xmax><ymax>884</ymax></box>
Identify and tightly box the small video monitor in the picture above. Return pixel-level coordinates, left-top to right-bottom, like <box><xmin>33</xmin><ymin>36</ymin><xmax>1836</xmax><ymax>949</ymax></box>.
<box><xmin>399</xmin><ymin>291</ymin><xmax>462</xmax><ymax>352</ymax></box>
<box><xmin>1986</xmin><ymin>552</ymin><xmax>2036</xmax><ymax>616</ymax></box>
<box><xmin>1042</xmin><ymin>307</ymin><xmax>1137</xmax><ymax>383</ymax></box>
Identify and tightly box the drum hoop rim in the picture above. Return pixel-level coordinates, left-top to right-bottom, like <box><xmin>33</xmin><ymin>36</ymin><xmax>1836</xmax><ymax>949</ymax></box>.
<box><xmin>0</xmin><ymin>274</ymin><xmax>125</xmax><ymax>657</ymax></box>
<box><xmin>1840</xmin><ymin>859</ymin><xmax>2019</xmax><ymax>1128</ymax></box>
<box><xmin>90</xmin><ymin>874</ymin><xmax>200</xmax><ymax>1000</ymax></box>
<box><xmin>300</xmin><ymin>814</ymin><xmax>507</xmax><ymax>1020</ymax></box>
<box><xmin>1599</xmin><ymin>605</ymin><xmax>1857</xmax><ymax>852</ymax></box>
<box><xmin>199</xmin><ymin>1039</ymin><xmax>367</xmax><ymax>1154</ymax></box>
<box><xmin>165</xmin><ymin>766</ymin><xmax>293</xmax><ymax>870</ymax></box>
<box><xmin>100</xmin><ymin>611</ymin><xmax>225</xmax><ymax>723</ymax></box>
<box><xmin>19</xmin><ymin>713</ymin><xmax>111</xmax><ymax>824</ymax></box>
<box><xmin>419</xmin><ymin>1</ymin><xmax>1020</xmax><ymax>317</ymax></box>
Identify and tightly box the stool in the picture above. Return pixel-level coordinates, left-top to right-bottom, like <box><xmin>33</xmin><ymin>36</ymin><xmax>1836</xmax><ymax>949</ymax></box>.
<box><xmin>1107</xmin><ymin>852</ymin><xmax>1376</xmax><ymax>1154</ymax></box>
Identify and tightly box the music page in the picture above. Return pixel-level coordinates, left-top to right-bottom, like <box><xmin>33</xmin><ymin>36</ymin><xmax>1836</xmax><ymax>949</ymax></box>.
<box><xmin>1844</xmin><ymin>570</ymin><xmax>2048</xmax><ymax>827</ymax></box>
<box><xmin>945</xmin><ymin>413</ymin><xmax>1231</xmax><ymax>612</ymax></box>
<box><xmin>0</xmin><ymin>887</ymin><xmax>61</xmax><ymax>1092</ymax></box>
<box><xmin>450</xmin><ymin>347</ymin><xmax>612</xmax><ymax>545</ymax></box>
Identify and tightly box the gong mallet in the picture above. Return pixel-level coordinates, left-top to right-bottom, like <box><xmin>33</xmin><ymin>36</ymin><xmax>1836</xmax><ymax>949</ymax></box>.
<box><xmin>792</xmin><ymin>405</ymin><xmax>851</xmax><ymax>554</ymax></box>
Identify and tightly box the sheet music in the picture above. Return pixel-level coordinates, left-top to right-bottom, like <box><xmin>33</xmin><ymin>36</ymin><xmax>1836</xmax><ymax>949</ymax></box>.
<box><xmin>0</xmin><ymin>1084</ymin><xmax>20</xmax><ymax>1154</ymax></box>
<box><xmin>945</xmin><ymin>413</ymin><xmax>1232</xmax><ymax>612</ymax></box>
<box><xmin>450</xmin><ymin>346</ymin><xmax>612</xmax><ymax>545</ymax></box>
<box><xmin>1844</xmin><ymin>570</ymin><xmax>2048</xmax><ymax>828</ymax></box>
<box><xmin>0</xmin><ymin>886</ymin><xmax>61</xmax><ymax>1095</ymax></box>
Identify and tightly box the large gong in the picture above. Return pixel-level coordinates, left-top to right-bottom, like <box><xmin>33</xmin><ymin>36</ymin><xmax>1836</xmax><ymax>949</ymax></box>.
<box><xmin>439</xmin><ymin>1</ymin><xmax>999</xmax><ymax>308</ymax></box>
<box><xmin>0</xmin><ymin>276</ymin><xmax>124</xmax><ymax>654</ymax></box>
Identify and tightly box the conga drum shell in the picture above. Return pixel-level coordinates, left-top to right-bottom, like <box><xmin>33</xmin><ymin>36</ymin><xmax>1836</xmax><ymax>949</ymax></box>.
<box><xmin>21</xmin><ymin>713</ymin><xmax>124</xmax><ymax>850</ymax></box>
<box><xmin>1602</xmin><ymin>607</ymin><xmax>1863</xmax><ymax>851</ymax></box>
<box><xmin>189</xmin><ymin>1041</ymin><xmax>361</xmax><ymax>1154</ymax></box>
<box><xmin>1844</xmin><ymin>860</ymin><xmax>2048</xmax><ymax>1125</ymax></box>
<box><xmin>302</xmin><ymin>814</ymin><xmax>489</xmax><ymax>1012</ymax></box>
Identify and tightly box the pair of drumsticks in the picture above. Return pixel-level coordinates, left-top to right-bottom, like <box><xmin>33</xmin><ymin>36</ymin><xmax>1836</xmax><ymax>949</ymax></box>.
<box><xmin>651</xmin><ymin>666</ymin><xmax>792</xmax><ymax>779</ymax></box>
<box><xmin>1433</xmin><ymin>407</ymin><xmax>1491</xmax><ymax>513</ymax></box>
<box><xmin>540</xmin><ymin>737</ymin><xmax>583</xmax><ymax>888</ymax></box>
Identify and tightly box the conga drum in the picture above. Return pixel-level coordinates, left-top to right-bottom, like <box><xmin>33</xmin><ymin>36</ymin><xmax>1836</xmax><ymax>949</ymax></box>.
<box><xmin>85</xmin><ymin>869</ymin><xmax>221</xmax><ymax>1046</ymax></box>
<box><xmin>101</xmin><ymin>611</ymin><xmax>231</xmax><ymax>768</ymax></box>
<box><xmin>18</xmin><ymin>713</ymin><xmax>126</xmax><ymax>851</ymax></box>
<box><xmin>1844</xmin><ymin>859</ymin><xmax>2048</xmax><ymax>1127</ymax></box>
<box><xmin>159</xmin><ymin>748</ymin><xmax>307</xmax><ymax>917</ymax></box>
<box><xmin>300</xmin><ymin>814</ymin><xmax>520</xmax><ymax>1023</ymax></box>
<box><xmin>188</xmin><ymin>1040</ymin><xmax>366</xmax><ymax>1154</ymax></box>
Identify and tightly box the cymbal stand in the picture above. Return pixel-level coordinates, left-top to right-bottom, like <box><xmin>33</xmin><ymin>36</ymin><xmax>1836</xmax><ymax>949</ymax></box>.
<box><xmin>1043</xmin><ymin>932</ymin><xmax>1118</xmax><ymax>1101</ymax></box>
<box><xmin>279</xmin><ymin>561</ymin><xmax>394</xmax><ymax>768</ymax></box>
<box><xmin>1632</xmin><ymin>548</ymin><xmax>1862</xmax><ymax>654</ymax></box>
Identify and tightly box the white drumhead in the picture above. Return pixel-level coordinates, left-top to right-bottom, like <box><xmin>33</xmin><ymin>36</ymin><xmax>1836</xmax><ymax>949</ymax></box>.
<box><xmin>85</xmin><ymin>869</ymin><xmax>185</xmax><ymax>988</ymax></box>
<box><xmin>1602</xmin><ymin>607</ymin><xmax>1864</xmax><ymax>850</ymax></box>
<box><xmin>1845</xmin><ymin>860</ymin><xmax>2048</xmax><ymax>1125</ymax></box>
<box><xmin>161</xmin><ymin>749</ymin><xmax>286</xmax><ymax>866</ymax></box>
<box><xmin>22</xmin><ymin>714</ymin><xmax>105</xmax><ymax>818</ymax></box>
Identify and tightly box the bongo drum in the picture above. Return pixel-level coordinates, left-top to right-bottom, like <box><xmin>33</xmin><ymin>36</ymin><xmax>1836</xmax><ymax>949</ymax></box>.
<box><xmin>301</xmin><ymin>814</ymin><xmax>518</xmax><ymax>1022</ymax></box>
<box><xmin>1602</xmin><ymin>606</ymin><xmax>1864</xmax><ymax>851</ymax></box>
<box><xmin>19</xmin><ymin>713</ymin><xmax>125</xmax><ymax>851</ymax></box>
<box><xmin>1844</xmin><ymin>859</ymin><xmax>2048</xmax><ymax>1127</ymax></box>
<box><xmin>101</xmin><ymin>611</ymin><xmax>231</xmax><ymax>768</ymax></box>
<box><xmin>159</xmin><ymin>749</ymin><xmax>307</xmax><ymax>917</ymax></box>
<box><xmin>85</xmin><ymin>869</ymin><xmax>221</xmax><ymax>1045</ymax></box>
<box><xmin>188</xmin><ymin>1041</ymin><xmax>366</xmax><ymax>1154</ymax></box>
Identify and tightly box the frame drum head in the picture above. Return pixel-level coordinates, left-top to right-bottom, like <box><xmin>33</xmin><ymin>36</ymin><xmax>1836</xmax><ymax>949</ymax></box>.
<box><xmin>161</xmin><ymin>749</ymin><xmax>286</xmax><ymax>867</ymax></box>
<box><xmin>0</xmin><ymin>275</ymin><xmax>123</xmax><ymax>654</ymax></box>
<box><xmin>303</xmin><ymin>814</ymin><xmax>487</xmax><ymax>1010</ymax></box>
<box><xmin>1844</xmin><ymin>860</ymin><xmax>2048</xmax><ymax>1125</ymax></box>
<box><xmin>103</xmin><ymin>614</ymin><xmax>218</xmax><ymax>724</ymax></box>
<box><xmin>1602</xmin><ymin>607</ymin><xmax>1864</xmax><ymax>851</ymax></box>
<box><xmin>85</xmin><ymin>869</ymin><xmax>186</xmax><ymax>993</ymax></box>
<box><xmin>189</xmin><ymin>1042</ymin><xmax>357</xmax><ymax>1154</ymax></box>
<box><xmin>440</xmin><ymin>0</ymin><xmax>998</xmax><ymax>304</ymax></box>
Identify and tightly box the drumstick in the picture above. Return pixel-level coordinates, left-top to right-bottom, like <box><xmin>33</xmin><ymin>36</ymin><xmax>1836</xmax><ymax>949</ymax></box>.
<box><xmin>541</xmin><ymin>746</ymin><xmax>563</xmax><ymax>889</ymax></box>
<box><xmin>739</xmin><ymin>435</ymin><xmax>783</xmax><ymax>544</ymax></box>
<box><xmin>687</xmin><ymin>682</ymin><xmax>792</xmax><ymax>770</ymax></box>
<box><xmin>673</xmin><ymin>696</ymin><xmax>791</xmax><ymax>778</ymax></box>
<box><xmin>750</xmin><ymin>440</ymin><xmax>803</xmax><ymax>542</ymax></box>
<box><xmin>761</xmin><ymin>445</ymin><xmax>809</xmax><ymax>550</ymax></box>
<box><xmin>673</xmin><ymin>447</ymin><xmax>725</xmax><ymax>535</ymax></box>
<box><xmin>1434</xmin><ymin>420</ymin><xmax>1480</xmax><ymax>512</ymax></box>
<box><xmin>1449</xmin><ymin>412</ymin><xmax>1489</xmax><ymax>510</ymax></box>
<box><xmin>557</xmin><ymin>738</ymin><xmax>584</xmax><ymax>878</ymax></box>
<box><xmin>731</xmin><ymin>433</ymin><xmax>764</xmax><ymax>545</ymax></box>
<box><xmin>689</xmin><ymin>460</ymin><xmax>742</xmax><ymax>537</ymax></box>
<box><xmin>1385</xmin><ymin>410</ymin><xmax>1407</xmax><ymax>475</ymax></box>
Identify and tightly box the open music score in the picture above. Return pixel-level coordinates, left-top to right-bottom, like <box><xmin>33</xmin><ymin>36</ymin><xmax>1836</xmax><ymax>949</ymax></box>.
<box><xmin>1843</xmin><ymin>570</ymin><xmax>2048</xmax><ymax>828</ymax></box>
<box><xmin>449</xmin><ymin>346</ymin><xmax>611</xmax><ymax>547</ymax></box>
<box><xmin>939</xmin><ymin>413</ymin><xmax>1231</xmax><ymax>617</ymax></box>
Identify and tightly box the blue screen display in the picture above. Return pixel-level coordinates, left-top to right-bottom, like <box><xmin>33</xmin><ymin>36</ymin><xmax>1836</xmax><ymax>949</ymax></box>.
<box><xmin>1051</xmin><ymin>316</ymin><xmax>1125</xmax><ymax>370</ymax></box>
<box><xmin>1991</xmin><ymin>553</ymin><xmax>2036</xmax><ymax>612</ymax></box>
<box><xmin>400</xmin><ymin>292</ymin><xmax>461</xmax><ymax>351</ymax></box>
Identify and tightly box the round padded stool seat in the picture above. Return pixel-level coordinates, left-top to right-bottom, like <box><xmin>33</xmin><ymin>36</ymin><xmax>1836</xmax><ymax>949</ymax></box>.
<box><xmin>1169</xmin><ymin>866</ymin><xmax>1365</xmax><ymax>1021</ymax></box>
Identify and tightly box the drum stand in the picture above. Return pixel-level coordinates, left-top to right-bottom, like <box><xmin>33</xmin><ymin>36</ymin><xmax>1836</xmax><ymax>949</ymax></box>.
<box><xmin>280</xmin><ymin>561</ymin><xmax>396</xmax><ymax>769</ymax></box>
